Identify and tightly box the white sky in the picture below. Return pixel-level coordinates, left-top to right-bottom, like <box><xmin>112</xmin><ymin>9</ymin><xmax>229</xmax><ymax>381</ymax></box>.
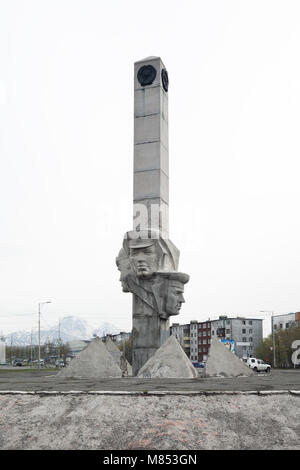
<box><xmin>0</xmin><ymin>0</ymin><xmax>300</xmax><ymax>337</ymax></box>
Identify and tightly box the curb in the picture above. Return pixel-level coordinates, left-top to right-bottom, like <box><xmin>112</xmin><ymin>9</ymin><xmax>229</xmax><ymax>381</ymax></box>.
<box><xmin>0</xmin><ymin>390</ymin><xmax>299</xmax><ymax>396</ymax></box>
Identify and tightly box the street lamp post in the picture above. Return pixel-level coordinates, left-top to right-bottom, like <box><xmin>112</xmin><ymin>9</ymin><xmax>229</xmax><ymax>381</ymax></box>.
<box><xmin>260</xmin><ymin>310</ymin><xmax>276</xmax><ymax>368</ymax></box>
<box><xmin>38</xmin><ymin>301</ymin><xmax>51</xmax><ymax>371</ymax></box>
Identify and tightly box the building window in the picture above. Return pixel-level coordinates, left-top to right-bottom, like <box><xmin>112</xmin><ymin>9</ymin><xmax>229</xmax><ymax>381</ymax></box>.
<box><xmin>280</xmin><ymin>324</ymin><xmax>283</xmax><ymax>329</ymax></box>
<box><xmin>203</xmin><ymin>339</ymin><xmax>207</xmax><ymax>344</ymax></box>
<box><xmin>286</xmin><ymin>323</ymin><xmax>289</xmax><ymax>328</ymax></box>
<box><xmin>242</xmin><ymin>321</ymin><xmax>246</xmax><ymax>325</ymax></box>
<box><xmin>242</xmin><ymin>337</ymin><xmax>247</xmax><ymax>342</ymax></box>
<box><xmin>203</xmin><ymin>331</ymin><xmax>207</xmax><ymax>336</ymax></box>
<box><xmin>249</xmin><ymin>337</ymin><xmax>253</xmax><ymax>342</ymax></box>
<box><xmin>242</xmin><ymin>329</ymin><xmax>246</xmax><ymax>334</ymax></box>
<box><xmin>249</xmin><ymin>329</ymin><xmax>252</xmax><ymax>334</ymax></box>
<box><xmin>249</xmin><ymin>321</ymin><xmax>252</xmax><ymax>325</ymax></box>
<box><xmin>203</xmin><ymin>323</ymin><xmax>206</xmax><ymax>328</ymax></box>
<box><xmin>226</xmin><ymin>329</ymin><xmax>230</xmax><ymax>334</ymax></box>
<box><xmin>211</xmin><ymin>331</ymin><xmax>215</xmax><ymax>335</ymax></box>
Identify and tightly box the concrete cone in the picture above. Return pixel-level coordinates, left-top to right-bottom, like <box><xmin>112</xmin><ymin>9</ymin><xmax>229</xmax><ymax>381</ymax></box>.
<box><xmin>137</xmin><ymin>335</ymin><xmax>197</xmax><ymax>378</ymax></box>
<box><xmin>205</xmin><ymin>338</ymin><xmax>254</xmax><ymax>377</ymax></box>
<box><xmin>104</xmin><ymin>337</ymin><xmax>132</xmax><ymax>376</ymax></box>
<box><xmin>55</xmin><ymin>337</ymin><xmax>122</xmax><ymax>379</ymax></box>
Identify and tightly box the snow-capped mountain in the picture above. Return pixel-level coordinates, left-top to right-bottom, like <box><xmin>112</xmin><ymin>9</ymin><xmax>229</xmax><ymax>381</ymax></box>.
<box><xmin>4</xmin><ymin>316</ymin><xmax>123</xmax><ymax>346</ymax></box>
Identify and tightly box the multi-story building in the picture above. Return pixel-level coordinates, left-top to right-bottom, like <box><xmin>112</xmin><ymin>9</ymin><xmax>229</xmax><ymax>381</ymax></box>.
<box><xmin>272</xmin><ymin>312</ymin><xmax>300</xmax><ymax>332</ymax></box>
<box><xmin>102</xmin><ymin>332</ymin><xmax>131</xmax><ymax>344</ymax></box>
<box><xmin>211</xmin><ymin>316</ymin><xmax>263</xmax><ymax>359</ymax></box>
<box><xmin>170</xmin><ymin>320</ymin><xmax>211</xmax><ymax>363</ymax></box>
<box><xmin>171</xmin><ymin>315</ymin><xmax>263</xmax><ymax>361</ymax></box>
<box><xmin>170</xmin><ymin>323</ymin><xmax>191</xmax><ymax>357</ymax></box>
<box><xmin>190</xmin><ymin>320</ymin><xmax>212</xmax><ymax>363</ymax></box>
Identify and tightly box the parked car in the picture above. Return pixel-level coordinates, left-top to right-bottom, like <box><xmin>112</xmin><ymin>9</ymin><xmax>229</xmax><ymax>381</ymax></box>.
<box><xmin>32</xmin><ymin>359</ymin><xmax>45</xmax><ymax>366</ymax></box>
<box><xmin>55</xmin><ymin>360</ymin><xmax>65</xmax><ymax>368</ymax></box>
<box><xmin>247</xmin><ymin>357</ymin><xmax>271</xmax><ymax>373</ymax></box>
<box><xmin>12</xmin><ymin>359</ymin><xmax>23</xmax><ymax>367</ymax></box>
<box><xmin>192</xmin><ymin>362</ymin><xmax>206</xmax><ymax>368</ymax></box>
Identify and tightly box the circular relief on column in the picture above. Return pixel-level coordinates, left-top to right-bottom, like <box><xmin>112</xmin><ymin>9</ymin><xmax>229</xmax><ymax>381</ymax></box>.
<box><xmin>161</xmin><ymin>69</ymin><xmax>169</xmax><ymax>92</ymax></box>
<box><xmin>137</xmin><ymin>65</ymin><xmax>157</xmax><ymax>86</ymax></box>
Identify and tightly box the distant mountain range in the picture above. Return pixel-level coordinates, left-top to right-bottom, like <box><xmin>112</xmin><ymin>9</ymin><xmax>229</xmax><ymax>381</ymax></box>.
<box><xmin>3</xmin><ymin>316</ymin><xmax>124</xmax><ymax>346</ymax></box>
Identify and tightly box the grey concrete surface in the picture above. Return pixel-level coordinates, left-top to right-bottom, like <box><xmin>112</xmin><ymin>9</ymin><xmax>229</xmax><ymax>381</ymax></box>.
<box><xmin>205</xmin><ymin>337</ymin><xmax>254</xmax><ymax>377</ymax></box>
<box><xmin>105</xmin><ymin>337</ymin><xmax>132</xmax><ymax>376</ymax></box>
<box><xmin>137</xmin><ymin>335</ymin><xmax>197</xmax><ymax>378</ymax></box>
<box><xmin>55</xmin><ymin>338</ymin><xmax>122</xmax><ymax>379</ymax></box>
<box><xmin>0</xmin><ymin>393</ymin><xmax>299</xmax><ymax>449</ymax></box>
<box><xmin>0</xmin><ymin>368</ymin><xmax>300</xmax><ymax>392</ymax></box>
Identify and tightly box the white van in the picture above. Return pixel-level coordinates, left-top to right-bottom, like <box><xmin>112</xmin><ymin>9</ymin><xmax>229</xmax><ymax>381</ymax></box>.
<box><xmin>247</xmin><ymin>357</ymin><xmax>271</xmax><ymax>373</ymax></box>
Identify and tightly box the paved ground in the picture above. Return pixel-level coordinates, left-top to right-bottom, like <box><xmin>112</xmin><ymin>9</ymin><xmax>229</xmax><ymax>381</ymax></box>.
<box><xmin>0</xmin><ymin>393</ymin><xmax>299</xmax><ymax>450</ymax></box>
<box><xmin>1</xmin><ymin>368</ymin><xmax>299</xmax><ymax>450</ymax></box>
<box><xmin>0</xmin><ymin>368</ymin><xmax>299</xmax><ymax>392</ymax></box>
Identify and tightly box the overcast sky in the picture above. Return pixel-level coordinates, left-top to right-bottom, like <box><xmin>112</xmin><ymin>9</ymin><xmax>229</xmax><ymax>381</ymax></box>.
<box><xmin>1</xmin><ymin>0</ymin><xmax>300</xmax><ymax>338</ymax></box>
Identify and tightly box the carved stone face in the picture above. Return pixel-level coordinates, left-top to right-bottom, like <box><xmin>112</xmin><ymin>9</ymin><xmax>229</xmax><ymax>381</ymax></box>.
<box><xmin>165</xmin><ymin>281</ymin><xmax>185</xmax><ymax>316</ymax></box>
<box><xmin>116</xmin><ymin>249</ymin><xmax>131</xmax><ymax>292</ymax></box>
<box><xmin>129</xmin><ymin>243</ymin><xmax>160</xmax><ymax>278</ymax></box>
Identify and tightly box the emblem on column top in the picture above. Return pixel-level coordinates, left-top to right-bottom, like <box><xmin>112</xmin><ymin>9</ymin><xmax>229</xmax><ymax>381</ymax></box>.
<box><xmin>137</xmin><ymin>65</ymin><xmax>157</xmax><ymax>86</ymax></box>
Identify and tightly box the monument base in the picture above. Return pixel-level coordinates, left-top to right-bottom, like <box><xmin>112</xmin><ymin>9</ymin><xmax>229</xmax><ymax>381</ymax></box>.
<box><xmin>132</xmin><ymin>294</ymin><xmax>171</xmax><ymax>375</ymax></box>
<box><xmin>132</xmin><ymin>348</ymin><xmax>157</xmax><ymax>376</ymax></box>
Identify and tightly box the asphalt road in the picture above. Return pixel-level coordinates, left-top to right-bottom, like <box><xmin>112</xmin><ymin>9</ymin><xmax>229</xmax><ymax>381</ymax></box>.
<box><xmin>0</xmin><ymin>368</ymin><xmax>299</xmax><ymax>392</ymax></box>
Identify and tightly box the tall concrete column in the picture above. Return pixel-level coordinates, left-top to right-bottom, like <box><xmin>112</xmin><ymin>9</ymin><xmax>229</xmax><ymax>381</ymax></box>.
<box><xmin>116</xmin><ymin>57</ymin><xmax>189</xmax><ymax>376</ymax></box>
<box><xmin>133</xmin><ymin>56</ymin><xmax>169</xmax><ymax>239</ymax></box>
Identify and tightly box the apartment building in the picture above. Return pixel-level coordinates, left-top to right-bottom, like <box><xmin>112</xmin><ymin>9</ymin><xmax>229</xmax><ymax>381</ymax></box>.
<box><xmin>190</xmin><ymin>320</ymin><xmax>212</xmax><ymax>362</ymax></box>
<box><xmin>272</xmin><ymin>312</ymin><xmax>300</xmax><ymax>332</ymax></box>
<box><xmin>103</xmin><ymin>332</ymin><xmax>131</xmax><ymax>344</ymax></box>
<box><xmin>170</xmin><ymin>320</ymin><xmax>211</xmax><ymax>363</ymax></box>
<box><xmin>170</xmin><ymin>323</ymin><xmax>191</xmax><ymax>357</ymax></box>
<box><xmin>171</xmin><ymin>315</ymin><xmax>263</xmax><ymax>361</ymax></box>
<box><xmin>211</xmin><ymin>316</ymin><xmax>263</xmax><ymax>359</ymax></box>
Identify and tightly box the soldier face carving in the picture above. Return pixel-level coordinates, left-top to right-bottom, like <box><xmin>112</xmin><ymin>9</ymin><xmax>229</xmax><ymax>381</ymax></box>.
<box><xmin>116</xmin><ymin>249</ymin><xmax>131</xmax><ymax>292</ymax></box>
<box><xmin>165</xmin><ymin>281</ymin><xmax>185</xmax><ymax>316</ymax></box>
<box><xmin>122</xmin><ymin>230</ymin><xmax>180</xmax><ymax>277</ymax></box>
<box><xmin>129</xmin><ymin>243</ymin><xmax>160</xmax><ymax>278</ymax></box>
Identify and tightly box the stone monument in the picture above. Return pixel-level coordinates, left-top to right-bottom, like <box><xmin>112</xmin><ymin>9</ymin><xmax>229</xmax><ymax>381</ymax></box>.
<box><xmin>55</xmin><ymin>337</ymin><xmax>122</xmax><ymax>379</ymax></box>
<box><xmin>205</xmin><ymin>338</ymin><xmax>254</xmax><ymax>378</ymax></box>
<box><xmin>137</xmin><ymin>335</ymin><xmax>197</xmax><ymax>378</ymax></box>
<box><xmin>116</xmin><ymin>57</ymin><xmax>189</xmax><ymax>376</ymax></box>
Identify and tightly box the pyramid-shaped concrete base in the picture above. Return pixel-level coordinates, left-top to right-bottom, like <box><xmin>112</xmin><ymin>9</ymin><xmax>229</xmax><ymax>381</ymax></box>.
<box><xmin>137</xmin><ymin>335</ymin><xmax>197</xmax><ymax>378</ymax></box>
<box><xmin>104</xmin><ymin>337</ymin><xmax>132</xmax><ymax>376</ymax></box>
<box><xmin>55</xmin><ymin>337</ymin><xmax>122</xmax><ymax>379</ymax></box>
<box><xmin>205</xmin><ymin>338</ymin><xmax>254</xmax><ymax>377</ymax></box>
